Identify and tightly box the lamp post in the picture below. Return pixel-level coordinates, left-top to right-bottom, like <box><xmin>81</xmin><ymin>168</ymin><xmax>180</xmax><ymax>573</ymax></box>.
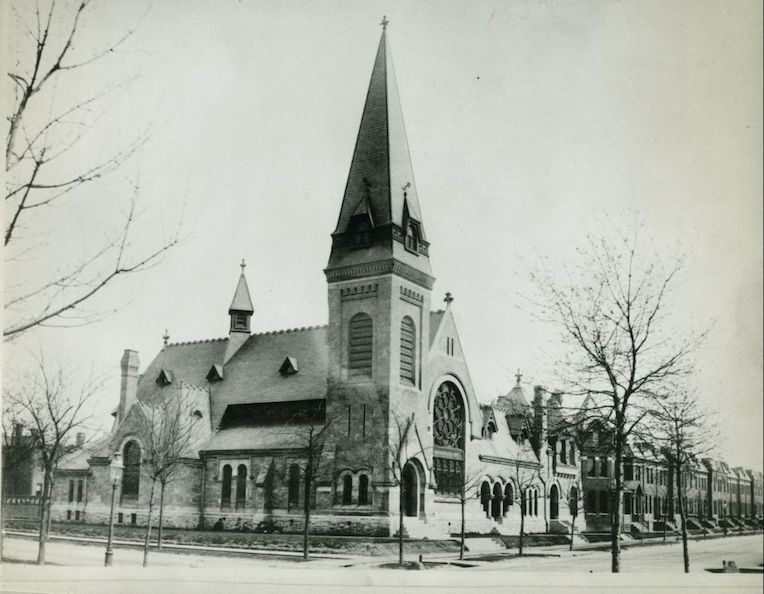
<box><xmin>104</xmin><ymin>453</ymin><xmax>124</xmax><ymax>567</ymax></box>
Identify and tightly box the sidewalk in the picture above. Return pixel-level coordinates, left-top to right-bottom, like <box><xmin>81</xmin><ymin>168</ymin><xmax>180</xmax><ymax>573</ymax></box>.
<box><xmin>3</xmin><ymin>529</ymin><xmax>355</xmax><ymax>561</ymax></box>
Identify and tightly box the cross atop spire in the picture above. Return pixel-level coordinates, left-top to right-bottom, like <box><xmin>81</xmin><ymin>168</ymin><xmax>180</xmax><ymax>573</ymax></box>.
<box><xmin>163</xmin><ymin>329</ymin><xmax>170</xmax><ymax>346</ymax></box>
<box><xmin>380</xmin><ymin>15</ymin><xmax>389</xmax><ymax>31</ymax></box>
<box><xmin>515</xmin><ymin>369</ymin><xmax>523</xmax><ymax>385</ymax></box>
<box><xmin>240</xmin><ymin>258</ymin><xmax>246</xmax><ymax>272</ymax></box>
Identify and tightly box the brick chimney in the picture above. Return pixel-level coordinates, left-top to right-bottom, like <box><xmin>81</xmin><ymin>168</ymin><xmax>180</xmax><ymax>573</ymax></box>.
<box><xmin>76</xmin><ymin>432</ymin><xmax>85</xmax><ymax>447</ymax></box>
<box><xmin>533</xmin><ymin>386</ymin><xmax>548</xmax><ymax>458</ymax></box>
<box><xmin>118</xmin><ymin>349</ymin><xmax>140</xmax><ymax>424</ymax></box>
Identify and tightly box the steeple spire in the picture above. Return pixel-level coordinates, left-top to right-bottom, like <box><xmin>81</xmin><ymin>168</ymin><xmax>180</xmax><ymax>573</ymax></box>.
<box><xmin>326</xmin><ymin>24</ymin><xmax>433</xmax><ymax>289</ymax></box>
<box><xmin>225</xmin><ymin>260</ymin><xmax>253</xmax><ymax>364</ymax></box>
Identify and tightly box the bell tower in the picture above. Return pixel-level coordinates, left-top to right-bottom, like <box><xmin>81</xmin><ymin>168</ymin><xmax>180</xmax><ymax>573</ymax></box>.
<box><xmin>324</xmin><ymin>21</ymin><xmax>435</xmax><ymax>499</ymax></box>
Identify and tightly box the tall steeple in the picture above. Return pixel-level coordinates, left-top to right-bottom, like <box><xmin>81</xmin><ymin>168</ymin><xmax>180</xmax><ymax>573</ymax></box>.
<box><xmin>326</xmin><ymin>21</ymin><xmax>433</xmax><ymax>289</ymax></box>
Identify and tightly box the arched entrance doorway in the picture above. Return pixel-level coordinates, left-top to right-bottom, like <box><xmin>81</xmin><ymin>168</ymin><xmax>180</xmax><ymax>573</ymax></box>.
<box><xmin>550</xmin><ymin>484</ymin><xmax>559</xmax><ymax>520</ymax></box>
<box><xmin>402</xmin><ymin>462</ymin><xmax>419</xmax><ymax>517</ymax></box>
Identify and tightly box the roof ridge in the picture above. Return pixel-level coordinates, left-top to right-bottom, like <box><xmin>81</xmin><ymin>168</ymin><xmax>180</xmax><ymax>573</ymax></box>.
<box><xmin>167</xmin><ymin>337</ymin><xmax>228</xmax><ymax>347</ymax></box>
<box><xmin>253</xmin><ymin>324</ymin><xmax>328</xmax><ymax>337</ymax></box>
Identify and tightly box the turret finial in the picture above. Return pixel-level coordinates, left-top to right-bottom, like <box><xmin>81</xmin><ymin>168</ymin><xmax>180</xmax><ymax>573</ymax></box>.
<box><xmin>444</xmin><ymin>292</ymin><xmax>454</xmax><ymax>305</ymax></box>
<box><xmin>240</xmin><ymin>258</ymin><xmax>246</xmax><ymax>272</ymax></box>
<box><xmin>380</xmin><ymin>15</ymin><xmax>389</xmax><ymax>31</ymax></box>
<box><xmin>515</xmin><ymin>369</ymin><xmax>522</xmax><ymax>385</ymax></box>
<box><xmin>163</xmin><ymin>329</ymin><xmax>170</xmax><ymax>346</ymax></box>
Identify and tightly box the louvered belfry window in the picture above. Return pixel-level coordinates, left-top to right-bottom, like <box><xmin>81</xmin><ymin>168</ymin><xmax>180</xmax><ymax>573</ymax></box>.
<box><xmin>400</xmin><ymin>316</ymin><xmax>416</xmax><ymax>384</ymax></box>
<box><xmin>348</xmin><ymin>313</ymin><xmax>373</xmax><ymax>379</ymax></box>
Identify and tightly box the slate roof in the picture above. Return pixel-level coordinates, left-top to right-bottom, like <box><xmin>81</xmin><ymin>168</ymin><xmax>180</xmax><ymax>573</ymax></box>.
<box><xmin>495</xmin><ymin>381</ymin><xmax>530</xmax><ymax>414</ymax></box>
<box><xmin>200</xmin><ymin>426</ymin><xmax>312</xmax><ymax>453</ymax></box>
<box><xmin>58</xmin><ymin>435</ymin><xmax>111</xmax><ymax>471</ymax></box>
<box><xmin>332</xmin><ymin>29</ymin><xmax>424</xmax><ymax>238</ymax></box>
<box><xmin>209</xmin><ymin>326</ymin><xmax>329</xmax><ymax>429</ymax></box>
<box><xmin>477</xmin><ymin>405</ymin><xmax>539</xmax><ymax>465</ymax></box>
<box><xmin>137</xmin><ymin>338</ymin><xmax>228</xmax><ymax>396</ymax></box>
<box><xmin>429</xmin><ymin>310</ymin><xmax>445</xmax><ymax>346</ymax></box>
<box><xmin>229</xmin><ymin>272</ymin><xmax>254</xmax><ymax>313</ymax></box>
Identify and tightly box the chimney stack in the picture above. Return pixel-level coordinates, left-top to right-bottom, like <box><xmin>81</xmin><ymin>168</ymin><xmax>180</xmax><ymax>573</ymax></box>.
<box><xmin>533</xmin><ymin>386</ymin><xmax>548</xmax><ymax>458</ymax></box>
<box><xmin>76</xmin><ymin>432</ymin><xmax>85</xmax><ymax>447</ymax></box>
<box><xmin>118</xmin><ymin>349</ymin><xmax>140</xmax><ymax>424</ymax></box>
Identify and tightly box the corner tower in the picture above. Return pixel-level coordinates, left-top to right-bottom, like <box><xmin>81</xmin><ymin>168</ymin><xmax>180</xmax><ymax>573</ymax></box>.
<box><xmin>324</xmin><ymin>23</ymin><xmax>435</xmax><ymax>518</ymax></box>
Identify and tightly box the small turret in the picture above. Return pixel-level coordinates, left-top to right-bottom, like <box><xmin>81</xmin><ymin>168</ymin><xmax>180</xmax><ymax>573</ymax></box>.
<box><xmin>225</xmin><ymin>259</ymin><xmax>254</xmax><ymax>363</ymax></box>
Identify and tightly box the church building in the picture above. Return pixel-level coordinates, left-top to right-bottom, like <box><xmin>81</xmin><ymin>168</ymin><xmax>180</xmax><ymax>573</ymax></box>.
<box><xmin>51</xmin><ymin>24</ymin><xmax>579</xmax><ymax>539</ymax></box>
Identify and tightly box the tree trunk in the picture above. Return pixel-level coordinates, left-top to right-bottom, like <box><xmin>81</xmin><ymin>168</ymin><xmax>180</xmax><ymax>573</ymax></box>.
<box><xmin>36</xmin><ymin>470</ymin><xmax>52</xmax><ymax>565</ymax></box>
<box><xmin>610</xmin><ymin>423</ymin><xmax>623</xmax><ymax>573</ymax></box>
<box><xmin>157</xmin><ymin>481</ymin><xmax>165</xmax><ymax>550</ymax></box>
<box><xmin>302</xmin><ymin>452</ymin><xmax>312</xmax><ymax>561</ymax></box>
<box><xmin>398</xmin><ymin>481</ymin><xmax>405</xmax><ymax>566</ymax></box>
<box><xmin>675</xmin><ymin>460</ymin><xmax>689</xmax><ymax>573</ymax></box>
<box><xmin>519</xmin><ymin>503</ymin><xmax>525</xmax><ymax>556</ymax></box>
<box><xmin>459</xmin><ymin>497</ymin><xmax>466</xmax><ymax>560</ymax></box>
<box><xmin>569</xmin><ymin>515</ymin><xmax>575</xmax><ymax>551</ymax></box>
<box><xmin>143</xmin><ymin>479</ymin><xmax>157</xmax><ymax>567</ymax></box>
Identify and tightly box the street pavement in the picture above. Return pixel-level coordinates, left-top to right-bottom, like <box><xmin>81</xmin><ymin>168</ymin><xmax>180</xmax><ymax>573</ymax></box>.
<box><xmin>1</xmin><ymin>534</ymin><xmax>762</xmax><ymax>593</ymax></box>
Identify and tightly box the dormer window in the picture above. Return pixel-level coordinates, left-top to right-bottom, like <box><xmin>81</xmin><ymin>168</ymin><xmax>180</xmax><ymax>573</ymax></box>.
<box><xmin>405</xmin><ymin>221</ymin><xmax>419</xmax><ymax>253</ymax></box>
<box><xmin>206</xmin><ymin>364</ymin><xmax>224</xmax><ymax>382</ymax></box>
<box><xmin>156</xmin><ymin>369</ymin><xmax>173</xmax><ymax>386</ymax></box>
<box><xmin>279</xmin><ymin>356</ymin><xmax>299</xmax><ymax>376</ymax></box>
<box><xmin>349</xmin><ymin>215</ymin><xmax>372</xmax><ymax>247</ymax></box>
<box><xmin>485</xmin><ymin>421</ymin><xmax>497</xmax><ymax>439</ymax></box>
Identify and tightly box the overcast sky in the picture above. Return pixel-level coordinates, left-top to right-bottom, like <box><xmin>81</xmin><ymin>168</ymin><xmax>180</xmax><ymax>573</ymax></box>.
<box><xmin>5</xmin><ymin>0</ymin><xmax>762</xmax><ymax>468</ymax></box>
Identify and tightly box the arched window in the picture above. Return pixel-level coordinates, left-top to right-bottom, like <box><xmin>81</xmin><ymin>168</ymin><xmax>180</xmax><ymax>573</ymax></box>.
<box><xmin>402</xmin><ymin>463</ymin><xmax>419</xmax><ymax>517</ymax></box>
<box><xmin>288</xmin><ymin>464</ymin><xmax>300</xmax><ymax>509</ymax></box>
<box><xmin>433</xmin><ymin>382</ymin><xmax>465</xmax><ymax>495</ymax></box>
<box><xmin>122</xmin><ymin>441</ymin><xmax>141</xmax><ymax>499</ymax></box>
<box><xmin>492</xmin><ymin>483</ymin><xmax>503</xmax><ymax>520</ymax></box>
<box><xmin>480</xmin><ymin>481</ymin><xmax>491</xmax><ymax>517</ymax></box>
<box><xmin>503</xmin><ymin>483</ymin><xmax>514</xmax><ymax>515</ymax></box>
<box><xmin>358</xmin><ymin>474</ymin><xmax>370</xmax><ymax>505</ymax></box>
<box><xmin>342</xmin><ymin>474</ymin><xmax>353</xmax><ymax>505</ymax></box>
<box><xmin>235</xmin><ymin>464</ymin><xmax>247</xmax><ymax>509</ymax></box>
<box><xmin>533</xmin><ymin>489</ymin><xmax>539</xmax><ymax>516</ymax></box>
<box><xmin>550</xmin><ymin>484</ymin><xmax>559</xmax><ymax>520</ymax></box>
<box><xmin>221</xmin><ymin>464</ymin><xmax>233</xmax><ymax>508</ymax></box>
<box><xmin>399</xmin><ymin>316</ymin><xmax>416</xmax><ymax>385</ymax></box>
<box><xmin>348</xmin><ymin>313</ymin><xmax>373</xmax><ymax>379</ymax></box>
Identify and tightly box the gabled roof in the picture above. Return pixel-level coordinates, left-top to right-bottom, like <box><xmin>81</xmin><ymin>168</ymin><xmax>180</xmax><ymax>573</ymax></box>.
<box><xmin>137</xmin><ymin>338</ymin><xmax>228</xmax><ymax>396</ymax></box>
<box><xmin>429</xmin><ymin>310</ymin><xmax>445</xmax><ymax>347</ymax></box>
<box><xmin>209</xmin><ymin>326</ymin><xmax>329</xmax><ymax>429</ymax></box>
<box><xmin>477</xmin><ymin>404</ymin><xmax>539</xmax><ymax>465</ymax></box>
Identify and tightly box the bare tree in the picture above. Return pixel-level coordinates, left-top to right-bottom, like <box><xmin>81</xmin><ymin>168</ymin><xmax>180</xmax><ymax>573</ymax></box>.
<box><xmin>648</xmin><ymin>391</ymin><xmax>715</xmax><ymax>573</ymax></box>
<box><xmin>531</xmin><ymin>230</ymin><xmax>703</xmax><ymax>572</ymax></box>
<box><xmin>385</xmin><ymin>411</ymin><xmax>424</xmax><ymax>566</ymax></box>
<box><xmin>139</xmin><ymin>387</ymin><xmax>201</xmax><ymax>566</ymax></box>
<box><xmin>5</xmin><ymin>0</ymin><xmax>179</xmax><ymax>339</ymax></box>
<box><xmin>567</xmin><ymin>479</ymin><xmax>584</xmax><ymax>551</ymax></box>
<box><xmin>4</xmin><ymin>355</ymin><xmax>100</xmax><ymax>564</ymax></box>
<box><xmin>510</xmin><ymin>459</ymin><xmax>541</xmax><ymax>556</ymax></box>
<box><xmin>287</xmin><ymin>406</ymin><xmax>335</xmax><ymax>561</ymax></box>
<box><xmin>455</xmin><ymin>466</ymin><xmax>485</xmax><ymax>560</ymax></box>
